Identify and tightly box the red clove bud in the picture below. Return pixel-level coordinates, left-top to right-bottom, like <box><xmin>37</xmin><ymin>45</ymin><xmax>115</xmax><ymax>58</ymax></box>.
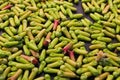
<box><xmin>20</xmin><ymin>54</ymin><xmax>38</xmax><ymax>65</ymax></box>
<box><xmin>63</xmin><ymin>42</ymin><xmax>73</xmax><ymax>54</ymax></box>
<box><xmin>2</xmin><ymin>4</ymin><xmax>12</xmax><ymax>10</ymax></box>
<box><xmin>43</xmin><ymin>32</ymin><xmax>51</xmax><ymax>47</ymax></box>
<box><xmin>68</xmin><ymin>50</ymin><xmax>75</xmax><ymax>61</ymax></box>
<box><xmin>53</xmin><ymin>20</ymin><xmax>59</xmax><ymax>30</ymax></box>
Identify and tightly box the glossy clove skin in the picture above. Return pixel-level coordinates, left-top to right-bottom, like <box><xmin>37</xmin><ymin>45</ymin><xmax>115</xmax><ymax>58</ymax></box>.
<box><xmin>2</xmin><ymin>4</ymin><xmax>12</xmax><ymax>10</ymax></box>
<box><xmin>68</xmin><ymin>50</ymin><xmax>75</xmax><ymax>61</ymax></box>
<box><xmin>20</xmin><ymin>54</ymin><xmax>38</xmax><ymax>65</ymax></box>
<box><xmin>0</xmin><ymin>67</ymin><xmax>11</xmax><ymax>80</ymax></box>
<box><xmin>63</xmin><ymin>42</ymin><xmax>73</xmax><ymax>54</ymax></box>
<box><xmin>28</xmin><ymin>67</ymin><xmax>38</xmax><ymax>80</ymax></box>
<box><xmin>43</xmin><ymin>32</ymin><xmax>51</xmax><ymax>47</ymax></box>
<box><xmin>53</xmin><ymin>20</ymin><xmax>59</xmax><ymax>30</ymax></box>
<box><xmin>8</xmin><ymin>69</ymin><xmax>22</xmax><ymax>80</ymax></box>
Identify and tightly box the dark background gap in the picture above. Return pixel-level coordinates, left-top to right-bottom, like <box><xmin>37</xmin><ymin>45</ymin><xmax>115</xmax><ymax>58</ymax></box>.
<box><xmin>74</xmin><ymin>1</ymin><xmax>92</xmax><ymax>52</ymax></box>
<box><xmin>74</xmin><ymin>1</ymin><xmax>93</xmax><ymax>22</ymax></box>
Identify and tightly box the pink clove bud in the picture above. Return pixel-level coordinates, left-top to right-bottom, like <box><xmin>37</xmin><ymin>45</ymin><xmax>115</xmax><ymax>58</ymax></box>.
<box><xmin>30</xmin><ymin>49</ymin><xmax>39</xmax><ymax>58</ymax></box>
<box><xmin>20</xmin><ymin>54</ymin><xmax>38</xmax><ymax>65</ymax></box>
<box><xmin>43</xmin><ymin>32</ymin><xmax>51</xmax><ymax>47</ymax></box>
<box><xmin>53</xmin><ymin>20</ymin><xmax>59</xmax><ymax>30</ymax></box>
<box><xmin>68</xmin><ymin>50</ymin><xmax>75</xmax><ymax>61</ymax></box>
<box><xmin>2</xmin><ymin>4</ymin><xmax>12</xmax><ymax>10</ymax></box>
<box><xmin>96</xmin><ymin>50</ymin><xmax>105</xmax><ymax>61</ymax></box>
<box><xmin>63</xmin><ymin>42</ymin><xmax>73</xmax><ymax>54</ymax></box>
